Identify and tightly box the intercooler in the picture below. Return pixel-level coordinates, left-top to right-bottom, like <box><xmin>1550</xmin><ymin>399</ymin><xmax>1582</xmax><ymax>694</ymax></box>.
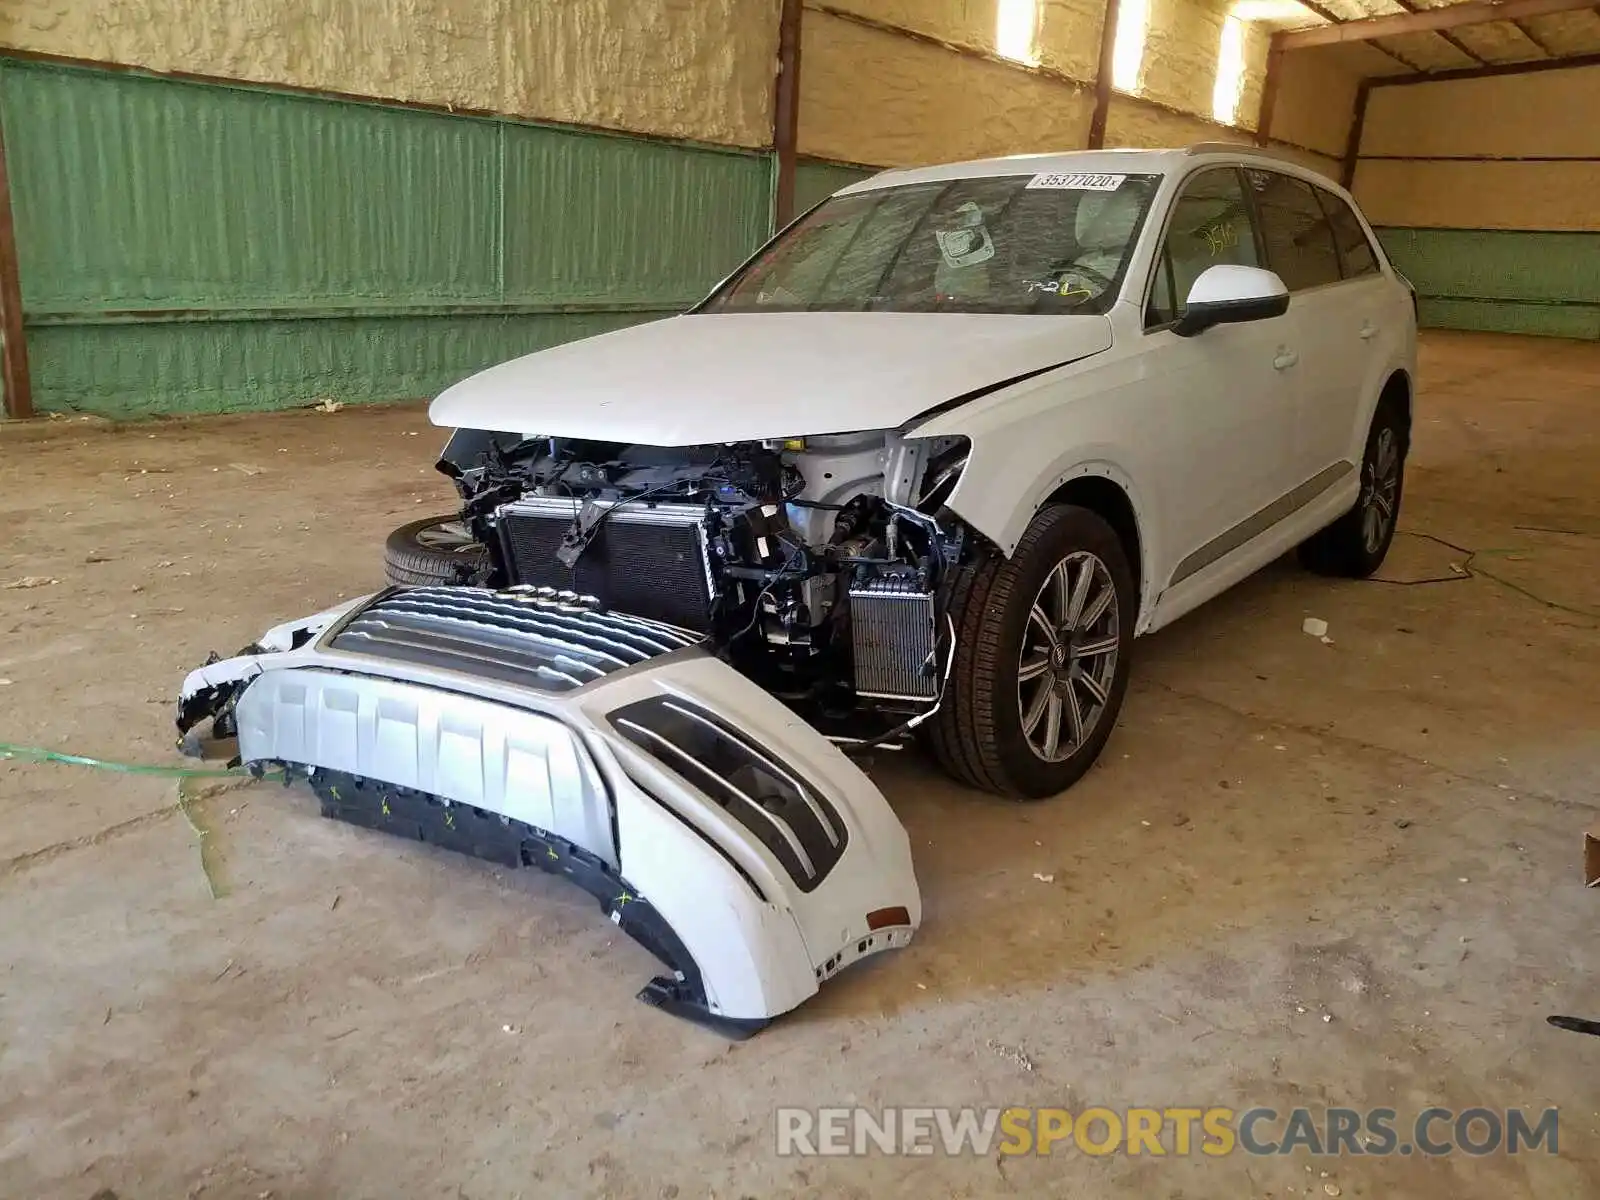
<box><xmin>495</xmin><ymin>495</ymin><xmax>716</xmax><ymax>632</ymax></box>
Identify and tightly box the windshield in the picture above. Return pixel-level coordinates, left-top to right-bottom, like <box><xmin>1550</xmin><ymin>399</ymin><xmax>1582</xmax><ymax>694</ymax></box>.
<box><xmin>703</xmin><ymin>172</ymin><xmax>1161</xmax><ymax>316</ymax></box>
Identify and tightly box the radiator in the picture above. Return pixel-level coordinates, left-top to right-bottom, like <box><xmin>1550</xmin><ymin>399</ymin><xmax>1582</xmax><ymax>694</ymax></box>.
<box><xmin>496</xmin><ymin>496</ymin><xmax>716</xmax><ymax>632</ymax></box>
<box><xmin>849</xmin><ymin>576</ymin><xmax>938</xmax><ymax>702</ymax></box>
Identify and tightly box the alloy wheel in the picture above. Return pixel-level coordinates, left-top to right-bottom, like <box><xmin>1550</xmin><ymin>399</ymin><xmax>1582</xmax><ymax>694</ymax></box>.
<box><xmin>1017</xmin><ymin>550</ymin><xmax>1121</xmax><ymax>763</ymax></box>
<box><xmin>413</xmin><ymin>519</ymin><xmax>481</xmax><ymax>555</ymax></box>
<box><xmin>1362</xmin><ymin>427</ymin><xmax>1401</xmax><ymax>554</ymax></box>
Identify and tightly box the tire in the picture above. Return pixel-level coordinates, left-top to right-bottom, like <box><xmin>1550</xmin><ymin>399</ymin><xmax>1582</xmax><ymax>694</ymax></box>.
<box><xmin>383</xmin><ymin>516</ymin><xmax>491</xmax><ymax>587</ymax></box>
<box><xmin>1297</xmin><ymin>398</ymin><xmax>1407</xmax><ymax>579</ymax></box>
<box><xmin>925</xmin><ymin>504</ymin><xmax>1136</xmax><ymax>800</ymax></box>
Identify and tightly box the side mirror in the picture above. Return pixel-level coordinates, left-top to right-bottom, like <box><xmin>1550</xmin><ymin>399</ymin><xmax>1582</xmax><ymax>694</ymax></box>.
<box><xmin>1173</xmin><ymin>265</ymin><xmax>1290</xmax><ymax>337</ymax></box>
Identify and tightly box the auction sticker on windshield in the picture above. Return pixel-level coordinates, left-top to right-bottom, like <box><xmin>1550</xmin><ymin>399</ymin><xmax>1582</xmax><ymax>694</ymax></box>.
<box><xmin>1026</xmin><ymin>172</ymin><xmax>1125</xmax><ymax>191</ymax></box>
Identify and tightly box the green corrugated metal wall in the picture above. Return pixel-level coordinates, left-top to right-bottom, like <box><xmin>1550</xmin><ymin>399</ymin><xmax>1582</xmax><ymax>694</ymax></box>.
<box><xmin>0</xmin><ymin>59</ymin><xmax>776</xmax><ymax>416</ymax></box>
<box><xmin>1377</xmin><ymin>227</ymin><xmax>1600</xmax><ymax>341</ymax></box>
<box><xmin>792</xmin><ymin>160</ymin><xmax>876</xmax><ymax>217</ymax></box>
<box><xmin>7</xmin><ymin>58</ymin><xmax>1596</xmax><ymax>417</ymax></box>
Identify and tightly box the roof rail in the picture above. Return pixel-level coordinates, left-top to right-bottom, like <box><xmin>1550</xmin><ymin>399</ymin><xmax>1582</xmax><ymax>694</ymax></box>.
<box><xmin>1185</xmin><ymin>141</ymin><xmax>1308</xmax><ymax>168</ymax></box>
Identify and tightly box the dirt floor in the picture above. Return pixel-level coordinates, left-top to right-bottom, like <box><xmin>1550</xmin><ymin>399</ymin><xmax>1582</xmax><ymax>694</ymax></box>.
<box><xmin>1</xmin><ymin>330</ymin><xmax>1597</xmax><ymax>1199</ymax></box>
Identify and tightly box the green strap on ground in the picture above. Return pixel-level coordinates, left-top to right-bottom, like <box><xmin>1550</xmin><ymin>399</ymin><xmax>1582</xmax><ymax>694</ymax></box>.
<box><xmin>1</xmin><ymin>742</ymin><xmax>286</xmax><ymax>900</ymax></box>
<box><xmin>0</xmin><ymin>742</ymin><xmax>261</xmax><ymax>779</ymax></box>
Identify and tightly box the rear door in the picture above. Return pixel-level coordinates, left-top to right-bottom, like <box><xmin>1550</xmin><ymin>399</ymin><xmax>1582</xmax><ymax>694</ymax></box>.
<box><xmin>1246</xmin><ymin>169</ymin><xmax>1389</xmax><ymax>482</ymax></box>
<box><xmin>1140</xmin><ymin>166</ymin><xmax>1302</xmax><ymax>590</ymax></box>
<box><xmin>1312</xmin><ymin>185</ymin><xmax>1403</xmax><ymax>469</ymax></box>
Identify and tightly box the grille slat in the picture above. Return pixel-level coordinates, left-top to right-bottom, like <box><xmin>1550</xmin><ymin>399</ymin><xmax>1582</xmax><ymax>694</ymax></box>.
<box><xmin>338</xmin><ymin>619</ymin><xmax>607</xmax><ymax>686</ymax></box>
<box><xmin>376</xmin><ymin>596</ymin><xmax>657</xmax><ymax>664</ymax></box>
<box><xmin>328</xmin><ymin>587</ymin><xmax>698</xmax><ymax>694</ymax></box>
<box><xmin>390</xmin><ymin>586</ymin><xmax>698</xmax><ymax>652</ymax></box>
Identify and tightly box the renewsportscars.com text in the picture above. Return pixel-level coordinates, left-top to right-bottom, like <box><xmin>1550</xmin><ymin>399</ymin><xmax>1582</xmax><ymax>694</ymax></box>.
<box><xmin>775</xmin><ymin>1106</ymin><xmax>1559</xmax><ymax>1158</ymax></box>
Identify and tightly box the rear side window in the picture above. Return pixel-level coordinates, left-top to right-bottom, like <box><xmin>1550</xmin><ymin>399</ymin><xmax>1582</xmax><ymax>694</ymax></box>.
<box><xmin>1246</xmin><ymin>169</ymin><xmax>1341</xmax><ymax>292</ymax></box>
<box><xmin>1316</xmin><ymin>188</ymin><xmax>1380</xmax><ymax>279</ymax></box>
<box><xmin>1146</xmin><ymin>167</ymin><xmax>1262</xmax><ymax>327</ymax></box>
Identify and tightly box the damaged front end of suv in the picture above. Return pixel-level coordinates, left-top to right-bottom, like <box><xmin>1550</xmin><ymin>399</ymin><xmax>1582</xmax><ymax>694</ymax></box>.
<box><xmin>433</xmin><ymin>425</ymin><xmax>974</xmax><ymax>747</ymax></box>
<box><xmin>174</xmin><ymin>426</ymin><xmax>956</xmax><ymax>1034</ymax></box>
<box><xmin>175</xmin><ymin>163</ymin><xmax>1164</xmax><ymax>1033</ymax></box>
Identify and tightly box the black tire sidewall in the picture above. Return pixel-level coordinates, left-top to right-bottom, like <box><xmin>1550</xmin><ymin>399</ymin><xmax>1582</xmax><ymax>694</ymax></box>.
<box><xmin>1299</xmin><ymin>399</ymin><xmax>1408</xmax><ymax>578</ymax></box>
<box><xmin>1333</xmin><ymin>401</ymin><xmax>1407</xmax><ymax>577</ymax></box>
<box><xmin>985</xmin><ymin>507</ymin><xmax>1137</xmax><ymax>798</ymax></box>
<box><xmin>1357</xmin><ymin>404</ymin><xmax>1406</xmax><ymax>572</ymax></box>
<box><xmin>384</xmin><ymin>516</ymin><xmax>489</xmax><ymax>586</ymax></box>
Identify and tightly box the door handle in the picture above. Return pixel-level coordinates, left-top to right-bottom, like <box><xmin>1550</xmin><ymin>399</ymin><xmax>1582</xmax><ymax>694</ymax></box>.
<box><xmin>1273</xmin><ymin>349</ymin><xmax>1299</xmax><ymax>371</ymax></box>
<box><xmin>1359</xmin><ymin>322</ymin><xmax>1377</xmax><ymax>341</ymax></box>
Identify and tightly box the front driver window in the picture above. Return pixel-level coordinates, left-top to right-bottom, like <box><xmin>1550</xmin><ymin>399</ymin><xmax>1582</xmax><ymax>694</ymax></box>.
<box><xmin>1146</xmin><ymin>168</ymin><xmax>1262</xmax><ymax>327</ymax></box>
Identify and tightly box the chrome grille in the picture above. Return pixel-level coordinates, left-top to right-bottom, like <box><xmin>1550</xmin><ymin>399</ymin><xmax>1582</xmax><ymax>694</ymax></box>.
<box><xmin>328</xmin><ymin>586</ymin><xmax>699</xmax><ymax>693</ymax></box>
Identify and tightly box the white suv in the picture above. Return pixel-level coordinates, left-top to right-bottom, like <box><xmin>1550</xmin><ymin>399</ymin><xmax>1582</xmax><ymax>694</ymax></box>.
<box><xmin>416</xmin><ymin>144</ymin><xmax>1416</xmax><ymax>799</ymax></box>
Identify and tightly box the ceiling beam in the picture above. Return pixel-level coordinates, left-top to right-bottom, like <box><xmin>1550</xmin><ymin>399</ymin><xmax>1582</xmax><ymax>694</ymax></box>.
<box><xmin>1290</xmin><ymin>0</ymin><xmax>1430</xmax><ymax>71</ymax></box>
<box><xmin>1278</xmin><ymin>0</ymin><xmax>1598</xmax><ymax>50</ymax></box>
<box><xmin>1371</xmin><ymin>45</ymin><xmax>1600</xmax><ymax>84</ymax></box>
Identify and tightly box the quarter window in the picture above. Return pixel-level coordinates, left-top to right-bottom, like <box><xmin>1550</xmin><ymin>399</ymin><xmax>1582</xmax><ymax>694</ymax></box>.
<box><xmin>1245</xmin><ymin>169</ymin><xmax>1341</xmax><ymax>292</ymax></box>
<box><xmin>1146</xmin><ymin>168</ymin><xmax>1262</xmax><ymax>327</ymax></box>
<box><xmin>1316</xmin><ymin>187</ymin><xmax>1380</xmax><ymax>279</ymax></box>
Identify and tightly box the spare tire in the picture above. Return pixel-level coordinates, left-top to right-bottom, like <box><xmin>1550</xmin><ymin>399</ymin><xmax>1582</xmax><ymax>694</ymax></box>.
<box><xmin>384</xmin><ymin>516</ymin><xmax>491</xmax><ymax>587</ymax></box>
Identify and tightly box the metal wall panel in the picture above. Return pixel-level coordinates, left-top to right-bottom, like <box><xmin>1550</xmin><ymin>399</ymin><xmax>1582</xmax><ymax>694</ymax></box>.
<box><xmin>0</xmin><ymin>59</ymin><xmax>773</xmax><ymax>415</ymax></box>
<box><xmin>792</xmin><ymin>160</ymin><xmax>876</xmax><ymax>216</ymax></box>
<box><xmin>1379</xmin><ymin>228</ymin><xmax>1600</xmax><ymax>341</ymax></box>
<box><xmin>1416</xmin><ymin>298</ymin><xmax>1600</xmax><ymax>341</ymax></box>
<box><xmin>28</xmin><ymin>311</ymin><xmax>666</xmax><ymax>417</ymax></box>
<box><xmin>501</xmin><ymin>124</ymin><xmax>770</xmax><ymax>306</ymax></box>
<box><xmin>1380</xmin><ymin>228</ymin><xmax>1600</xmax><ymax>307</ymax></box>
<box><xmin>5</xmin><ymin>62</ymin><xmax>504</xmax><ymax>313</ymax></box>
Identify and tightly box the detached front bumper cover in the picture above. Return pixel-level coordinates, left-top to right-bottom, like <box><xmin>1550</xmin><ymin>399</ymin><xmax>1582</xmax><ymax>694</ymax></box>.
<box><xmin>177</xmin><ymin>586</ymin><xmax>921</xmax><ymax>1036</ymax></box>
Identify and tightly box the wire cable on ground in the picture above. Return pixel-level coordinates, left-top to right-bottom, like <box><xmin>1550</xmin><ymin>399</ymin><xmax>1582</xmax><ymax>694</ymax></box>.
<box><xmin>1369</xmin><ymin>531</ymin><xmax>1598</xmax><ymax>621</ymax></box>
<box><xmin>1515</xmin><ymin>524</ymin><xmax>1600</xmax><ymax>540</ymax></box>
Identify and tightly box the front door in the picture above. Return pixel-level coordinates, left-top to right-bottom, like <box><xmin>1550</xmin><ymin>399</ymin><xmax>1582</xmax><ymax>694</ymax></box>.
<box><xmin>1141</xmin><ymin>166</ymin><xmax>1302</xmax><ymax>590</ymax></box>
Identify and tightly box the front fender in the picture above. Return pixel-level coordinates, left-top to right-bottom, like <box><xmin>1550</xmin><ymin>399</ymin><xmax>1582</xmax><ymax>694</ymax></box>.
<box><xmin>952</xmin><ymin>448</ymin><xmax>1157</xmax><ymax>630</ymax></box>
<box><xmin>904</xmin><ymin>342</ymin><xmax>1172</xmax><ymax>629</ymax></box>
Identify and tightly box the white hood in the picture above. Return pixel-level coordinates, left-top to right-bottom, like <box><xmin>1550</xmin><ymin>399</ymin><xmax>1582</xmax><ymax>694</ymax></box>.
<box><xmin>429</xmin><ymin>312</ymin><xmax>1112</xmax><ymax>445</ymax></box>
